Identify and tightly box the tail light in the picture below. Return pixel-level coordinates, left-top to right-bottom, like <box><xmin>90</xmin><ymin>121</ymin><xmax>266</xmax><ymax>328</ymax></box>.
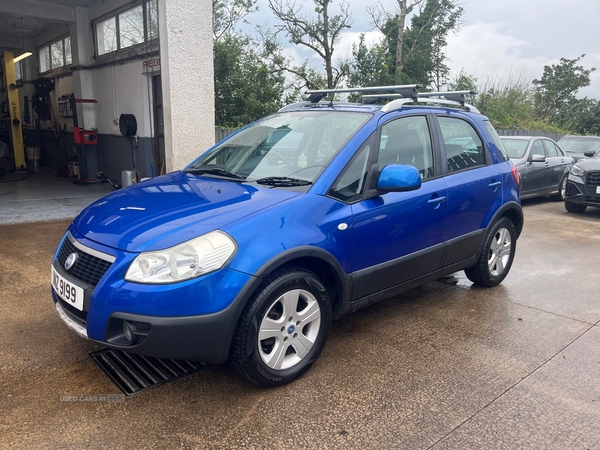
<box><xmin>511</xmin><ymin>165</ymin><xmax>520</xmax><ymax>187</ymax></box>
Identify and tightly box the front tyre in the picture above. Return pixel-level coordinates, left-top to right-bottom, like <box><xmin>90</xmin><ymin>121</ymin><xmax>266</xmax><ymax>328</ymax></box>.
<box><xmin>553</xmin><ymin>176</ymin><xmax>568</xmax><ymax>201</ymax></box>
<box><xmin>231</xmin><ymin>267</ymin><xmax>332</xmax><ymax>387</ymax></box>
<box><xmin>565</xmin><ymin>201</ymin><xmax>587</xmax><ymax>213</ymax></box>
<box><xmin>464</xmin><ymin>217</ymin><xmax>516</xmax><ymax>287</ymax></box>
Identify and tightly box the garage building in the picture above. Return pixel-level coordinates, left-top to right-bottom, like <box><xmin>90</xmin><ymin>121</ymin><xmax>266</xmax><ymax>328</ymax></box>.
<box><xmin>0</xmin><ymin>0</ymin><xmax>214</xmax><ymax>186</ymax></box>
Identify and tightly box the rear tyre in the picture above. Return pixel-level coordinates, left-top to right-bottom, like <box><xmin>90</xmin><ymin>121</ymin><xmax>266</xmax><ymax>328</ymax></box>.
<box><xmin>231</xmin><ymin>267</ymin><xmax>332</xmax><ymax>387</ymax></box>
<box><xmin>464</xmin><ymin>217</ymin><xmax>516</xmax><ymax>287</ymax></box>
<box><xmin>565</xmin><ymin>201</ymin><xmax>587</xmax><ymax>213</ymax></box>
<box><xmin>553</xmin><ymin>176</ymin><xmax>568</xmax><ymax>201</ymax></box>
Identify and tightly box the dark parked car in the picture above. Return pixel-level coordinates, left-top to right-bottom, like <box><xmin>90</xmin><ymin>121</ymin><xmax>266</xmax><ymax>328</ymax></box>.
<box><xmin>558</xmin><ymin>135</ymin><xmax>600</xmax><ymax>162</ymax></box>
<box><xmin>51</xmin><ymin>86</ymin><xmax>523</xmax><ymax>386</ymax></box>
<box><xmin>565</xmin><ymin>150</ymin><xmax>600</xmax><ymax>213</ymax></box>
<box><xmin>500</xmin><ymin>136</ymin><xmax>573</xmax><ymax>200</ymax></box>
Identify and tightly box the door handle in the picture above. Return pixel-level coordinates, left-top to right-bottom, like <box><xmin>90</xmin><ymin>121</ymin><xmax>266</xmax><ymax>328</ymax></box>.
<box><xmin>427</xmin><ymin>196</ymin><xmax>446</xmax><ymax>205</ymax></box>
<box><xmin>488</xmin><ymin>181</ymin><xmax>501</xmax><ymax>188</ymax></box>
<box><xmin>545</xmin><ymin>162</ymin><xmax>549</xmax><ymax>166</ymax></box>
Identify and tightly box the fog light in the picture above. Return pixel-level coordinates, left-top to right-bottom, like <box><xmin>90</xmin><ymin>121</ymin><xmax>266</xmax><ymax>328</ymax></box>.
<box><xmin>123</xmin><ymin>321</ymin><xmax>134</xmax><ymax>342</ymax></box>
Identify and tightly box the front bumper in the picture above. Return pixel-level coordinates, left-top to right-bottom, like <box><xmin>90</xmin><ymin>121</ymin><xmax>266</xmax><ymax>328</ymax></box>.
<box><xmin>565</xmin><ymin>174</ymin><xmax>600</xmax><ymax>208</ymax></box>
<box><xmin>51</xmin><ymin>229</ymin><xmax>256</xmax><ymax>364</ymax></box>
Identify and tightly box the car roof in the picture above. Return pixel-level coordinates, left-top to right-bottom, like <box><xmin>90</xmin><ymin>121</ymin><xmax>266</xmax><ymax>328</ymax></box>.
<box><xmin>559</xmin><ymin>135</ymin><xmax>600</xmax><ymax>140</ymax></box>
<box><xmin>499</xmin><ymin>136</ymin><xmax>536</xmax><ymax>140</ymax></box>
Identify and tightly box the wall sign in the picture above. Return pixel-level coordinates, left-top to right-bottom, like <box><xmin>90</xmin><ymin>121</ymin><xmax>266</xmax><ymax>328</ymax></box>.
<box><xmin>143</xmin><ymin>58</ymin><xmax>161</xmax><ymax>71</ymax></box>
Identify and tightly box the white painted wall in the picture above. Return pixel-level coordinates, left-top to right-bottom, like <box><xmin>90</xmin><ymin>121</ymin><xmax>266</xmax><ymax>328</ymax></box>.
<box><xmin>159</xmin><ymin>0</ymin><xmax>214</xmax><ymax>171</ymax></box>
<box><xmin>90</xmin><ymin>62</ymin><xmax>153</xmax><ymax>137</ymax></box>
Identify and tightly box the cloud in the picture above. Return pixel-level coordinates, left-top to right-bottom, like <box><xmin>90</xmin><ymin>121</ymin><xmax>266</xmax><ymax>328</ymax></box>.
<box><xmin>446</xmin><ymin>22</ymin><xmax>600</xmax><ymax>99</ymax></box>
<box><xmin>445</xmin><ymin>22</ymin><xmax>546</xmax><ymax>85</ymax></box>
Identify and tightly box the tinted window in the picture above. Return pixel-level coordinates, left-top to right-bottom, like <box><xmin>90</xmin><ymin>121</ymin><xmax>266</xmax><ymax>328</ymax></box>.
<box><xmin>438</xmin><ymin>117</ymin><xmax>486</xmax><ymax>172</ymax></box>
<box><xmin>379</xmin><ymin>116</ymin><xmax>434</xmax><ymax>179</ymax></box>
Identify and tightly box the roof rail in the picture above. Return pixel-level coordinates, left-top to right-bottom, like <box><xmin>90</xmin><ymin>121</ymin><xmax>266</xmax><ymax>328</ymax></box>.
<box><xmin>304</xmin><ymin>85</ymin><xmax>422</xmax><ymax>103</ymax></box>
<box><xmin>418</xmin><ymin>90</ymin><xmax>477</xmax><ymax>105</ymax></box>
<box><xmin>363</xmin><ymin>90</ymin><xmax>476</xmax><ymax>105</ymax></box>
<box><xmin>380</xmin><ymin>97</ymin><xmax>481</xmax><ymax>114</ymax></box>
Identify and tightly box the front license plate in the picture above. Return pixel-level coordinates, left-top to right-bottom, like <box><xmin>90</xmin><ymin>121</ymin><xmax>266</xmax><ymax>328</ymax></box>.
<box><xmin>596</xmin><ymin>186</ymin><xmax>600</xmax><ymax>194</ymax></box>
<box><xmin>51</xmin><ymin>266</ymin><xmax>85</xmax><ymax>311</ymax></box>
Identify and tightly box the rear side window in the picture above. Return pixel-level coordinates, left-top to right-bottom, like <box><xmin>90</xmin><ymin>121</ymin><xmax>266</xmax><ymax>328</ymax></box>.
<box><xmin>438</xmin><ymin>117</ymin><xmax>486</xmax><ymax>172</ymax></box>
<box><xmin>483</xmin><ymin>121</ymin><xmax>510</xmax><ymax>161</ymax></box>
<box><xmin>543</xmin><ymin>140</ymin><xmax>560</xmax><ymax>157</ymax></box>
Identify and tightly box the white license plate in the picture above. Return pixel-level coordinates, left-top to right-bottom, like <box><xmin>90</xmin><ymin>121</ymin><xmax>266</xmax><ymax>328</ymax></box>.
<box><xmin>51</xmin><ymin>266</ymin><xmax>85</xmax><ymax>311</ymax></box>
<box><xmin>596</xmin><ymin>186</ymin><xmax>600</xmax><ymax>194</ymax></box>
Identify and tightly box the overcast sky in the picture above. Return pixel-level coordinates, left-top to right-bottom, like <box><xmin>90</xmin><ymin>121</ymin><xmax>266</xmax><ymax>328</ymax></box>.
<box><xmin>245</xmin><ymin>0</ymin><xmax>600</xmax><ymax>99</ymax></box>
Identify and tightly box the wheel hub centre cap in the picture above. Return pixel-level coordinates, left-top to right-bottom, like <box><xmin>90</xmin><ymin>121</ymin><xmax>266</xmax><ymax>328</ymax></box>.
<box><xmin>287</xmin><ymin>325</ymin><xmax>295</xmax><ymax>334</ymax></box>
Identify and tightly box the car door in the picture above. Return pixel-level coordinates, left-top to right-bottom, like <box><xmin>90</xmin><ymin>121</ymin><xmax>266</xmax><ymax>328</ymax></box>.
<box><xmin>525</xmin><ymin>139</ymin><xmax>548</xmax><ymax>194</ymax></box>
<box><xmin>543</xmin><ymin>139</ymin><xmax>568</xmax><ymax>189</ymax></box>
<box><xmin>435</xmin><ymin>115</ymin><xmax>503</xmax><ymax>267</ymax></box>
<box><xmin>349</xmin><ymin>114</ymin><xmax>447</xmax><ymax>300</ymax></box>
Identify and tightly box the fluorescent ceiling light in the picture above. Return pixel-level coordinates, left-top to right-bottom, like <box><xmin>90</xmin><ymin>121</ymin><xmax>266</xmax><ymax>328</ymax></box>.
<box><xmin>13</xmin><ymin>51</ymin><xmax>32</xmax><ymax>63</ymax></box>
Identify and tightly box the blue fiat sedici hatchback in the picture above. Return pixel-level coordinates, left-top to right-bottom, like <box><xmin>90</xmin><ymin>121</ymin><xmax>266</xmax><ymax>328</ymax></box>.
<box><xmin>51</xmin><ymin>86</ymin><xmax>523</xmax><ymax>386</ymax></box>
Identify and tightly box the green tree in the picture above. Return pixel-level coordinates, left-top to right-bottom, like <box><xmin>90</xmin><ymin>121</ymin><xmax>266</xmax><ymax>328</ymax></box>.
<box><xmin>347</xmin><ymin>34</ymin><xmax>395</xmax><ymax>94</ymax></box>
<box><xmin>447</xmin><ymin>69</ymin><xmax>478</xmax><ymax>91</ymax></box>
<box><xmin>532</xmin><ymin>55</ymin><xmax>596</xmax><ymax>127</ymax></box>
<box><xmin>213</xmin><ymin>0</ymin><xmax>285</xmax><ymax>127</ymax></box>
<box><xmin>368</xmin><ymin>0</ymin><xmax>424</xmax><ymax>83</ymax></box>
<box><xmin>267</xmin><ymin>0</ymin><xmax>353</xmax><ymax>89</ymax></box>
<box><xmin>369</xmin><ymin>0</ymin><xmax>461</xmax><ymax>86</ymax></box>
<box><xmin>563</xmin><ymin>98</ymin><xmax>600</xmax><ymax>135</ymax></box>
<box><xmin>474</xmin><ymin>75</ymin><xmax>564</xmax><ymax>132</ymax></box>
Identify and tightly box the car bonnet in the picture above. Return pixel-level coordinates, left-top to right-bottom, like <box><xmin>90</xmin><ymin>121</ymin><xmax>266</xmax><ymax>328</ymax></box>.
<box><xmin>72</xmin><ymin>171</ymin><xmax>300</xmax><ymax>252</ymax></box>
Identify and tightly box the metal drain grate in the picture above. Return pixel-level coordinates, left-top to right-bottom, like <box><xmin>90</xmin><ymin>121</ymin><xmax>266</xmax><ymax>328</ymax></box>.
<box><xmin>90</xmin><ymin>349</ymin><xmax>204</xmax><ymax>395</ymax></box>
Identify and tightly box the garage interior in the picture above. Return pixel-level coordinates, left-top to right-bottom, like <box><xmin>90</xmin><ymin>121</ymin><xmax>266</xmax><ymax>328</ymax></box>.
<box><xmin>0</xmin><ymin>0</ymin><xmax>214</xmax><ymax>221</ymax></box>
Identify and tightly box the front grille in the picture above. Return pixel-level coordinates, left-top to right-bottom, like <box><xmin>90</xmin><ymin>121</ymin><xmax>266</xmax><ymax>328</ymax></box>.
<box><xmin>57</xmin><ymin>237</ymin><xmax>112</xmax><ymax>287</ymax></box>
<box><xmin>587</xmin><ymin>171</ymin><xmax>600</xmax><ymax>186</ymax></box>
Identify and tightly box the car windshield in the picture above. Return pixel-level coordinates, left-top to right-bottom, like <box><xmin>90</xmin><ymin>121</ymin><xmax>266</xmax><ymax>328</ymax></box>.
<box><xmin>558</xmin><ymin>137</ymin><xmax>600</xmax><ymax>153</ymax></box>
<box><xmin>186</xmin><ymin>110</ymin><xmax>371</xmax><ymax>183</ymax></box>
<box><xmin>500</xmin><ymin>138</ymin><xmax>529</xmax><ymax>159</ymax></box>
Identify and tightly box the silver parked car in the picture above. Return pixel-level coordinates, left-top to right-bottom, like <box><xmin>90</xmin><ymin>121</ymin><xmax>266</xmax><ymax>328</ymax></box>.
<box><xmin>500</xmin><ymin>136</ymin><xmax>574</xmax><ymax>200</ymax></box>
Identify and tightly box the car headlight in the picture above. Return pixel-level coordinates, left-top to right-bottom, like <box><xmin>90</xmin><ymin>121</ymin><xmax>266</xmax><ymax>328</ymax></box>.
<box><xmin>125</xmin><ymin>231</ymin><xmax>237</xmax><ymax>284</ymax></box>
<box><xmin>570</xmin><ymin>165</ymin><xmax>585</xmax><ymax>177</ymax></box>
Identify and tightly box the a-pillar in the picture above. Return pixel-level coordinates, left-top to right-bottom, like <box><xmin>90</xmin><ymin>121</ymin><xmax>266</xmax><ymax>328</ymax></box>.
<box><xmin>158</xmin><ymin>0</ymin><xmax>214</xmax><ymax>172</ymax></box>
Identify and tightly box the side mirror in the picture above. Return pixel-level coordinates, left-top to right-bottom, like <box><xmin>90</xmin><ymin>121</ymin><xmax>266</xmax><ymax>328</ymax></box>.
<box><xmin>377</xmin><ymin>164</ymin><xmax>421</xmax><ymax>192</ymax></box>
<box><xmin>531</xmin><ymin>154</ymin><xmax>546</xmax><ymax>163</ymax></box>
<box><xmin>583</xmin><ymin>150</ymin><xmax>597</xmax><ymax>158</ymax></box>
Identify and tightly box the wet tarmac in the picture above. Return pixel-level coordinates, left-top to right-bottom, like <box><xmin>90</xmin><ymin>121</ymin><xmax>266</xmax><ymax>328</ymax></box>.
<box><xmin>1</xmin><ymin>197</ymin><xmax>599</xmax><ymax>449</ymax></box>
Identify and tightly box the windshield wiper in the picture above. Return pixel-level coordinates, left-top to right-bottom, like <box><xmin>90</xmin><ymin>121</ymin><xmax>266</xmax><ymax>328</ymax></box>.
<box><xmin>184</xmin><ymin>168</ymin><xmax>245</xmax><ymax>181</ymax></box>
<box><xmin>254</xmin><ymin>177</ymin><xmax>313</xmax><ymax>187</ymax></box>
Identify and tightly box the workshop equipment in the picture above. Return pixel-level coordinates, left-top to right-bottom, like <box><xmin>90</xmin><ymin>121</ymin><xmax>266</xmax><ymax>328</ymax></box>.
<box><xmin>58</xmin><ymin>93</ymin><xmax>98</xmax><ymax>184</ymax></box>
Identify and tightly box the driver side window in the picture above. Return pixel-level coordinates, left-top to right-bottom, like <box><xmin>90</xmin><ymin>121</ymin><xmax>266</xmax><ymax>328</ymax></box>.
<box><xmin>530</xmin><ymin>140</ymin><xmax>546</xmax><ymax>159</ymax></box>
<box><xmin>379</xmin><ymin>116</ymin><xmax>434</xmax><ymax>179</ymax></box>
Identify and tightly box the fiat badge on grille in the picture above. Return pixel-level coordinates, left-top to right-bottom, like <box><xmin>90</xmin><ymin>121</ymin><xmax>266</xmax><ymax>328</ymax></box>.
<box><xmin>65</xmin><ymin>253</ymin><xmax>78</xmax><ymax>271</ymax></box>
